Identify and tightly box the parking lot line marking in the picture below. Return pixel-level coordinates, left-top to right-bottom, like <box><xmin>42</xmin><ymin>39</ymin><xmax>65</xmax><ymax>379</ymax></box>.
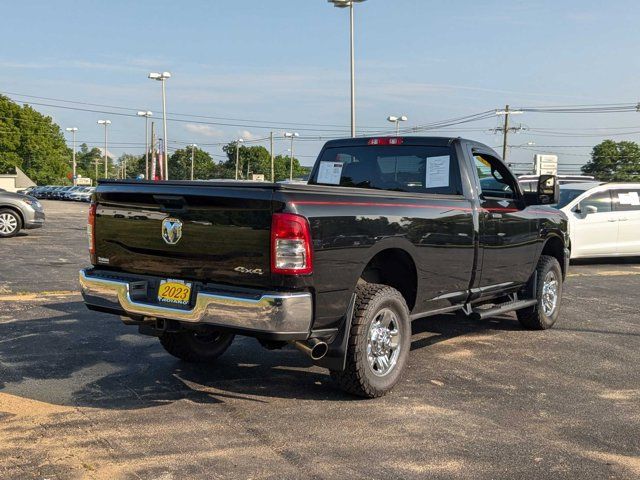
<box><xmin>567</xmin><ymin>270</ymin><xmax>640</xmax><ymax>278</ymax></box>
<box><xmin>0</xmin><ymin>290</ymin><xmax>79</xmax><ymax>301</ymax></box>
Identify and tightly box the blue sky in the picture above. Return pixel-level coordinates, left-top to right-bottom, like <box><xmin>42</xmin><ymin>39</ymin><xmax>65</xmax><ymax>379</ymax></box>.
<box><xmin>1</xmin><ymin>0</ymin><xmax>640</xmax><ymax>172</ymax></box>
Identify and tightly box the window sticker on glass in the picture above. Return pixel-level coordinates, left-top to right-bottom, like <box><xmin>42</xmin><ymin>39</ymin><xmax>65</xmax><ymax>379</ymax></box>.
<box><xmin>619</xmin><ymin>191</ymin><xmax>640</xmax><ymax>206</ymax></box>
<box><xmin>317</xmin><ymin>161</ymin><xmax>344</xmax><ymax>185</ymax></box>
<box><xmin>425</xmin><ymin>156</ymin><xmax>450</xmax><ymax>188</ymax></box>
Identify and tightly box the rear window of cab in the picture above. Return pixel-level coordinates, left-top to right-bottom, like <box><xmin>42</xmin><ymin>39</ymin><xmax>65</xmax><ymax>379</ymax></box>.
<box><xmin>309</xmin><ymin>145</ymin><xmax>462</xmax><ymax>195</ymax></box>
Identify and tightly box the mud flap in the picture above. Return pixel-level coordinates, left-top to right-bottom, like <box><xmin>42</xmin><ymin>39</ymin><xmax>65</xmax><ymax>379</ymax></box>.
<box><xmin>314</xmin><ymin>294</ymin><xmax>356</xmax><ymax>372</ymax></box>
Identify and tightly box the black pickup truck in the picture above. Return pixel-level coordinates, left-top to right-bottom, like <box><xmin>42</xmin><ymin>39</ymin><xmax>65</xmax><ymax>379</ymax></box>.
<box><xmin>80</xmin><ymin>136</ymin><xmax>569</xmax><ymax>397</ymax></box>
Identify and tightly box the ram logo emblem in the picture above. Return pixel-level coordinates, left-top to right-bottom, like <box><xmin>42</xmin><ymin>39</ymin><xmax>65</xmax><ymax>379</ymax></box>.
<box><xmin>161</xmin><ymin>218</ymin><xmax>183</xmax><ymax>245</ymax></box>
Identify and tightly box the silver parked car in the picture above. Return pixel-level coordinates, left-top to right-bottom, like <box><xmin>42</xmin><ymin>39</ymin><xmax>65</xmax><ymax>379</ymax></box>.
<box><xmin>68</xmin><ymin>187</ymin><xmax>95</xmax><ymax>202</ymax></box>
<box><xmin>0</xmin><ymin>188</ymin><xmax>46</xmax><ymax>237</ymax></box>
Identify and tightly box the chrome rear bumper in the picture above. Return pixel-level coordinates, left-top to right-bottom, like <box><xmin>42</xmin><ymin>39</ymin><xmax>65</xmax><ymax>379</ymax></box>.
<box><xmin>79</xmin><ymin>269</ymin><xmax>313</xmax><ymax>337</ymax></box>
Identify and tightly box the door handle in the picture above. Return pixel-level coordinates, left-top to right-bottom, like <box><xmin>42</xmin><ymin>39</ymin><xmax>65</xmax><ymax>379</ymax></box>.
<box><xmin>488</xmin><ymin>212</ymin><xmax>503</xmax><ymax>219</ymax></box>
<box><xmin>607</xmin><ymin>219</ymin><xmax>617</xmax><ymax>222</ymax></box>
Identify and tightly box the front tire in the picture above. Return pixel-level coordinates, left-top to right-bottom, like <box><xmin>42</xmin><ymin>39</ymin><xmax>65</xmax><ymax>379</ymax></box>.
<box><xmin>517</xmin><ymin>255</ymin><xmax>563</xmax><ymax>330</ymax></box>
<box><xmin>331</xmin><ymin>283</ymin><xmax>411</xmax><ymax>398</ymax></box>
<box><xmin>159</xmin><ymin>329</ymin><xmax>235</xmax><ymax>363</ymax></box>
<box><xmin>0</xmin><ymin>209</ymin><xmax>21</xmax><ymax>238</ymax></box>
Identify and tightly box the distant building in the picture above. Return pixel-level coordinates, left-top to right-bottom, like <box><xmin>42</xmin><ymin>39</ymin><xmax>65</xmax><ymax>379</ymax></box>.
<box><xmin>0</xmin><ymin>166</ymin><xmax>37</xmax><ymax>192</ymax></box>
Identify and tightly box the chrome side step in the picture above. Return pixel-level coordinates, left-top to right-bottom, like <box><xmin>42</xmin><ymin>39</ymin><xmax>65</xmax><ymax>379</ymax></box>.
<box><xmin>467</xmin><ymin>298</ymin><xmax>537</xmax><ymax>321</ymax></box>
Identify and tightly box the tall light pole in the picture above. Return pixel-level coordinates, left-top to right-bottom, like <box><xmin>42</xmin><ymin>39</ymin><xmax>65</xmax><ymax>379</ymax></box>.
<box><xmin>97</xmin><ymin>120</ymin><xmax>111</xmax><ymax>178</ymax></box>
<box><xmin>387</xmin><ymin>115</ymin><xmax>407</xmax><ymax>135</ymax></box>
<box><xmin>137</xmin><ymin>111</ymin><xmax>153</xmax><ymax>179</ymax></box>
<box><xmin>328</xmin><ymin>0</ymin><xmax>367</xmax><ymax>138</ymax></box>
<box><xmin>284</xmin><ymin>132</ymin><xmax>299</xmax><ymax>181</ymax></box>
<box><xmin>65</xmin><ymin>127</ymin><xmax>78</xmax><ymax>183</ymax></box>
<box><xmin>235</xmin><ymin>138</ymin><xmax>244</xmax><ymax>180</ymax></box>
<box><xmin>189</xmin><ymin>144</ymin><xmax>197</xmax><ymax>180</ymax></box>
<box><xmin>148</xmin><ymin>72</ymin><xmax>171</xmax><ymax>179</ymax></box>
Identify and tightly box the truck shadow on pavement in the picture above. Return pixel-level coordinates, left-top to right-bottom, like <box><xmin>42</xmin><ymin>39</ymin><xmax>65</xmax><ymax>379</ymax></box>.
<box><xmin>0</xmin><ymin>299</ymin><xmax>520</xmax><ymax>410</ymax></box>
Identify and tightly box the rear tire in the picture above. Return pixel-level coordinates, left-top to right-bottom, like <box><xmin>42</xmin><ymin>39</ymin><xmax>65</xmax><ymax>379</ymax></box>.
<box><xmin>0</xmin><ymin>209</ymin><xmax>21</xmax><ymax>238</ymax></box>
<box><xmin>517</xmin><ymin>255</ymin><xmax>562</xmax><ymax>330</ymax></box>
<box><xmin>159</xmin><ymin>329</ymin><xmax>235</xmax><ymax>363</ymax></box>
<box><xmin>331</xmin><ymin>283</ymin><xmax>411</xmax><ymax>398</ymax></box>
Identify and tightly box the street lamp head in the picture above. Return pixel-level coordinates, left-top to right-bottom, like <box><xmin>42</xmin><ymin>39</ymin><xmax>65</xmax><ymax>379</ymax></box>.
<box><xmin>65</xmin><ymin>127</ymin><xmax>78</xmax><ymax>132</ymax></box>
<box><xmin>97</xmin><ymin>120</ymin><xmax>111</xmax><ymax>125</ymax></box>
<box><xmin>329</xmin><ymin>0</ymin><xmax>366</xmax><ymax>7</ymax></box>
<box><xmin>149</xmin><ymin>71</ymin><xmax>171</xmax><ymax>80</ymax></box>
<box><xmin>284</xmin><ymin>132</ymin><xmax>300</xmax><ymax>138</ymax></box>
<box><xmin>387</xmin><ymin>116</ymin><xmax>398</xmax><ymax>123</ymax></box>
<box><xmin>137</xmin><ymin>111</ymin><xmax>153</xmax><ymax>117</ymax></box>
<box><xmin>237</xmin><ymin>138</ymin><xmax>244</xmax><ymax>143</ymax></box>
<box><xmin>399</xmin><ymin>115</ymin><xmax>408</xmax><ymax>122</ymax></box>
<box><xmin>190</xmin><ymin>144</ymin><xmax>198</xmax><ymax>148</ymax></box>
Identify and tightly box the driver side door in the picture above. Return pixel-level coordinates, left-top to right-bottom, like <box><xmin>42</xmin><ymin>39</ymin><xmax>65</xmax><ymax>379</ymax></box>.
<box><xmin>472</xmin><ymin>151</ymin><xmax>538</xmax><ymax>291</ymax></box>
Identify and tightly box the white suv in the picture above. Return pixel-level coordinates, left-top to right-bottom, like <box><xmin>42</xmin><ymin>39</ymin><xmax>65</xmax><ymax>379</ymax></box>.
<box><xmin>555</xmin><ymin>182</ymin><xmax>640</xmax><ymax>259</ymax></box>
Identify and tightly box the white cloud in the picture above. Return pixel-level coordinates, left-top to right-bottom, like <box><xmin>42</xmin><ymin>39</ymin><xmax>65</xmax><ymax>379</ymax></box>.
<box><xmin>238</xmin><ymin>130</ymin><xmax>260</xmax><ymax>141</ymax></box>
<box><xmin>184</xmin><ymin>123</ymin><xmax>224</xmax><ymax>138</ymax></box>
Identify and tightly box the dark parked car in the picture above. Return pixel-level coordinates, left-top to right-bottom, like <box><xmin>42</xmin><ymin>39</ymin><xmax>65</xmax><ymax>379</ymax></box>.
<box><xmin>80</xmin><ymin>136</ymin><xmax>568</xmax><ymax>397</ymax></box>
<box><xmin>41</xmin><ymin>186</ymin><xmax>63</xmax><ymax>199</ymax></box>
<box><xmin>51</xmin><ymin>186</ymin><xmax>74</xmax><ymax>200</ymax></box>
<box><xmin>0</xmin><ymin>188</ymin><xmax>45</xmax><ymax>237</ymax></box>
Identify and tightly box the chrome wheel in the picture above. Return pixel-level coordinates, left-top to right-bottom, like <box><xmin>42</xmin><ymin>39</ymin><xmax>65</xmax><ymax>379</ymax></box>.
<box><xmin>541</xmin><ymin>270</ymin><xmax>559</xmax><ymax>316</ymax></box>
<box><xmin>367</xmin><ymin>308</ymin><xmax>401</xmax><ymax>377</ymax></box>
<box><xmin>0</xmin><ymin>213</ymin><xmax>18</xmax><ymax>235</ymax></box>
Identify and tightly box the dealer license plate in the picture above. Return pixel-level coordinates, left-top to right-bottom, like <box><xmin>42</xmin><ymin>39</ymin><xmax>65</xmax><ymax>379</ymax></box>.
<box><xmin>157</xmin><ymin>279</ymin><xmax>192</xmax><ymax>305</ymax></box>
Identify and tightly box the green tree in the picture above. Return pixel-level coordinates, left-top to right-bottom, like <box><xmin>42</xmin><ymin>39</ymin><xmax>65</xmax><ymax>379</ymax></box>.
<box><xmin>0</xmin><ymin>95</ymin><xmax>71</xmax><ymax>184</ymax></box>
<box><xmin>118</xmin><ymin>153</ymin><xmax>145</xmax><ymax>179</ymax></box>
<box><xmin>168</xmin><ymin>147</ymin><xmax>219</xmax><ymax>180</ymax></box>
<box><xmin>582</xmin><ymin>140</ymin><xmax>640</xmax><ymax>181</ymax></box>
<box><xmin>221</xmin><ymin>142</ymin><xmax>309</xmax><ymax>181</ymax></box>
<box><xmin>75</xmin><ymin>143</ymin><xmax>104</xmax><ymax>182</ymax></box>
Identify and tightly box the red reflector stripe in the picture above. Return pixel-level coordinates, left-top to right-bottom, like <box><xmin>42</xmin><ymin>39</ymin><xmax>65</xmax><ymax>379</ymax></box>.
<box><xmin>88</xmin><ymin>203</ymin><xmax>97</xmax><ymax>254</ymax></box>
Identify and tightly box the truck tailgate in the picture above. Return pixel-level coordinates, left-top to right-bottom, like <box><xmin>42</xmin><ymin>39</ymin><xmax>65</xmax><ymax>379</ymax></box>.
<box><xmin>94</xmin><ymin>182</ymin><xmax>274</xmax><ymax>288</ymax></box>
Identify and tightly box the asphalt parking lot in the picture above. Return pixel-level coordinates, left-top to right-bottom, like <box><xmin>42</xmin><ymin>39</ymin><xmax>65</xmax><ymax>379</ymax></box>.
<box><xmin>1</xmin><ymin>200</ymin><xmax>639</xmax><ymax>479</ymax></box>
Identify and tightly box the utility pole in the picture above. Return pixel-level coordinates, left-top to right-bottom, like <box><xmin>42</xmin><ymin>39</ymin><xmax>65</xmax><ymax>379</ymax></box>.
<box><xmin>137</xmin><ymin>111</ymin><xmax>152</xmax><ymax>179</ymax></box>
<box><xmin>270</xmin><ymin>132</ymin><xmax>275</xmax><ymax>182</ymax></box>
<box><xmin>97</xmin><ymin>120</ymin><xmax>111</xmax><ymax>178</ymax></box>
<box><xmin>246</xmin><ymin>148</ymin><xmax>251</xmax><ymax>180</ymax></box>
<box><xmin>158</xmin><ymin>138</ymin><xmax>164</xmax><ymax>180</ymax></box>
<box><xmin>93</xmin><ymin>158</ymin><xmax>98</xmax><ymax>183</ymax></box>
<box><xmin>66</xmin><ymin>127</ymin><xmax>78</xmax><ymax>184</ymax></box>
<box><xmin>150</xmin><ymin>122</ymin><xmax>156</xmax><ymax>181</ymax></box>
<box><xmin>148</xmin><ymin>72</ymin><xmax>171</xmax><ymax>179</ymax></box>
<box><xmin>495</xmin><ymin>105</ymin><xmax>523</xmax><ymax>162</ymax></box>
<box><xmin>234</xmin><ymin>139</ymin><xmax>243</xmax><ymax>180</ymax></box>
<box><xmin>190</xmin><ymin>144</ymin><xmax>197</xmax><ymax>180</ymax></box>
<box><xmin>284</xmin><ymin>132</ymin><xmax>299</xmax><ymax>181</ymax></box>
<box><xmin>502</xmin><ymin>104</ymin><xmax>510</xmax><ymax>161</ymax></box>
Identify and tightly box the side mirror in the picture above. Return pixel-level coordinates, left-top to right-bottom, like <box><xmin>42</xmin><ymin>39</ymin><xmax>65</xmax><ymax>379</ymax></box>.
<box><xmin>585</xmin><ymin>205</ymin><xmax>598</xmax><ymax>215</ymax></box>
<box><xmin>536</xmin><ymin>174</ymin><xmax>559</xmax><ymax>205</ymax></box>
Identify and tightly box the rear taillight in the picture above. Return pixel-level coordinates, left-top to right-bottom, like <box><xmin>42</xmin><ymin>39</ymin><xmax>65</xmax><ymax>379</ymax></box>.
<box><xmin>271</xmin><ymin>213</ymin><xmax>313</xmax><ymax>275</ymax></box>
<box><xmin>368</xmin><ymin>137</ymin><xmax>403</xmax><ymax>146</ymax></box>
<box><xmin>88</xmin><ymin>203</ymin><xmax>97</xmax><ymax>255</ymax></box>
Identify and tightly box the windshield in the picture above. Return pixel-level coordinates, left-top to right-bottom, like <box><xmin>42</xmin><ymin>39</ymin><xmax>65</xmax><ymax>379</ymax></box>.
<box><xmin>553</xmin><ymin>188</ymin><xmax>585</xmax><ymax>209</ymax></box>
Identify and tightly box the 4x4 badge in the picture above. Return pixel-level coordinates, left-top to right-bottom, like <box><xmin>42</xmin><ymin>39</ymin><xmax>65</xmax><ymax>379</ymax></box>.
<box><xmin>162</xmin><ymin>218</ymin><xmax>183</xmax><ymax>245</ymax></box>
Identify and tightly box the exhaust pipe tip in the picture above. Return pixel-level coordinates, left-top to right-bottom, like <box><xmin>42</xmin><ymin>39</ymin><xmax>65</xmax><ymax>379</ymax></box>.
<box><xmin>309</xmin><ymin>341</ymin><xmax>328</xmax><ymax>360</ymax></box>
<box><xmin>293</xmin><ymin>338</ymin><xmax>329</xmax><ymax>360</ymax></box>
